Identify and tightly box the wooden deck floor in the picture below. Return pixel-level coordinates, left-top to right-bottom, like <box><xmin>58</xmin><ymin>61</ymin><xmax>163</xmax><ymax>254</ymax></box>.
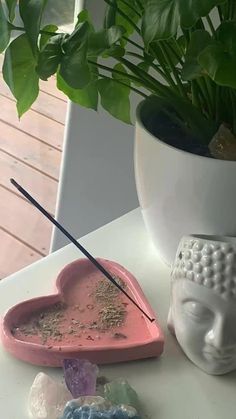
<box><xmin>0</xmin><ymin>62</ymin><xmax>67</xmax><ymax>279</ymax></box>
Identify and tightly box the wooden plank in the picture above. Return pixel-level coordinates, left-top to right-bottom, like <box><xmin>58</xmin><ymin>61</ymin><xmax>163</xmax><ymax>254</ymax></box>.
<box><xmin>0</xmin><ymin>228</ymin><xmax>42</xmax><ymax>279</ymax></box>
<box><xmin>0</xmin><ymin>95</ymin><xmax>64</xmax><ymax>150</ymax></box>
<box><xmin>0</xmin><ymin>152</ymin><xmax>58</xmax><ymax>215</ymax></box>
<box><xmin>0</xmin><ymin>186</ymin><xmax>53</xmax><ymax>254</ymax></box>
<box><xmin>0</xmin><ymin>78</ymin><xmax>67</xmax><ymax>124</ymax></box>
<box><xmin>0</xmin><ymin>120</ymin><xmax>61</xmax><ymax>180</ymax></box>
<box><xmin>40</xmin><ymin>78</ymin><xmax>67</xmax><ymax>102</ymax></box>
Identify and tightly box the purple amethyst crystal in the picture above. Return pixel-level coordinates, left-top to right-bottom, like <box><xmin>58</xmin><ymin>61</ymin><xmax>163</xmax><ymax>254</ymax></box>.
<box><xmin>63</xmin><ymin>359</ymin><xmax>99</xmax><ymax>398</ymax></box>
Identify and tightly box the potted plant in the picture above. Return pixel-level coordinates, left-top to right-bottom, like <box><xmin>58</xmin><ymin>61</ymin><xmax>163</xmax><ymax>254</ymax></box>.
<box><xmin>1</xmin><ymin>0</ymin><xmax>236</xmax><ymax>265</ymax></box>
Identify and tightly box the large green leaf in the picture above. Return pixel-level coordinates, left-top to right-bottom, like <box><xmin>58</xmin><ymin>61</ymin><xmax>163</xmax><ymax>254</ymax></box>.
<box><xmin>88</xmin><ymin>25</ymin><xmax>125</xmax><ymax>57</ymax></box>
<box><xmin>6</xmin><ymin>0</ymin><xmax>17</xmax><ymax>21</ymax></box>
<box><xmin>104</xmin><ymin>0</ymin><xmax>116</xmax><ymax>29</ymax></box>
<box><xmin>57</xmin><ymin>70</ymin><xmax>98</xmax><ymax>111</ymax></box>
<box><xmin>39</xmin><ymin>24</ymin><xmax>58</xmax><ymax>50</ymax></box>
<box><xmin>113</xmin><ymin>63</ymin><xmax>131</xmax><ymax>85</ymax></box>
<box><xmin>104</xmin><ymin>0</ymin><xmax>141</xmax><ymax>37</ymax></box>
<box><xmin>142</xmin><ymin>0</ymin><xmax>224</xmax><ymax>44</ymax></box>
<box><xmin>37</xmin><ymin>34</ymin><xmax>64</xmax><ymax>80</ymax></box>
<box><xmin>19</xmin><ymin>0</ymin><xmax>48</xmax><ymax>54</ymax></box>
<box><xmin>182</xmin><ymin>30</ymin><xmax>212</xmax><ymax>80</ymax></box>
<box><xmin>76</xmin><ymin>9</ymin><xmax>94</xmax><ymax>29</ymax></box>
<box><xmin>97</xmin><ymin>64</ymin><xmax>131</xmax><ymax>124</ymax></box>
<box><xmin>3</xmin><ymin>34</ymin><xmax>39</xmax><ymax>116</ymax></box>
<box><xmin>0</xmin><ymin>1</ymin><xmax>10</xmax><ymax>53</ymax></box>
<box><xmin>60</xmin><ymin>22</ymin><xmax>91</xmax><ymax>89</ymax></box>
<box><xmin>102</xmin><ymin>45</ymin><xmax>125</xmax><ymax>58</ymax></box>
<box><xmin>199</xmin><ymin>22</ymin><xmax>236</xmax><ymax>88</ymax></box>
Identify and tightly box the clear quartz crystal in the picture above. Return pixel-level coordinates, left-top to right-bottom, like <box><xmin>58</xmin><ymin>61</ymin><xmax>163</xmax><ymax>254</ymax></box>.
<box><xmin>209</xmin><ymin>124</ymin><xmax>236</xmax><ymax>161</ymax></box>
<box><xmin>28</xmin><ymin>372</ymin><xmax>72</xmax><ymax>419</ymax></box>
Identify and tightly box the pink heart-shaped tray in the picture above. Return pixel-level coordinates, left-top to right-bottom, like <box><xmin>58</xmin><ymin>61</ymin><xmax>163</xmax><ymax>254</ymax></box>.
<box><xmin>1</xmin><ymin>258</ymin><xmax>164</xmax><ymax>366</ymax></box>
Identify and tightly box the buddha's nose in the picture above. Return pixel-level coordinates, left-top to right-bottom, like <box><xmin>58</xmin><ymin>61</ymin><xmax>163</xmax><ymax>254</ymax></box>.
<box><xmin>204</xmin><ymin>317</ymin><xmax>236</xmax><ymax>351</ymax></box>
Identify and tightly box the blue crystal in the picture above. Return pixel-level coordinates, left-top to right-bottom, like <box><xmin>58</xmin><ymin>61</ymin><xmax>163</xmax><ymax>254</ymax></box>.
<box><xmin>61</xmin><ymin>405</ymin><xmax>141</xmax><ymax>419</ymax></box>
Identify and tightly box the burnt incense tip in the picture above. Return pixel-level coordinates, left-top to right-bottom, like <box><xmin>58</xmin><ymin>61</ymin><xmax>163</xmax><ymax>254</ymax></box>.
<box><xmin>10</xmin><ymin>178</ymin><xmax>21</xmax><ymax>191</ymax></box>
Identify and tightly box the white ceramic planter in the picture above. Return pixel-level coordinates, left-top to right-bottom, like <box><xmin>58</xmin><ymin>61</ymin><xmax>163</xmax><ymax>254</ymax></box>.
<box><xmin>134</xmin><ymin>99</ymin><xmax>236</xmax><ymax>266</ymax></box>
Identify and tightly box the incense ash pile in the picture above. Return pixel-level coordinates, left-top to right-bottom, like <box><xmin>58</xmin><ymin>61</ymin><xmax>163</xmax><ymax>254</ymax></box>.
<box><xmin>12</xmin><ymin>275</ymin><xmax>128</xmax><ymax>345</ymax></box>
<box><xmin>12</xmin><ymin>302</ymin><xmax>67</xmax><ymax>344</ymax></box>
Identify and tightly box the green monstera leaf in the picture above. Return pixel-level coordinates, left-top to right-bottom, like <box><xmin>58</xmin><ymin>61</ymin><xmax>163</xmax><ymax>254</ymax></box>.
<box><xmin>142</xmin><ymin>0</ymin><xmax>225</xmax><ymax>45</ymax></box>
<box><xmin>39</xmin><ymin>24</ymin><xmax>58</xmax><ymax>50</ymax></box>
<box><xmin>5</xmin><ymin>0</ymin><xmax>17</xmax><ymax>21</ymax></box>
<box><xmin>3</xmin><ymin>34</ymin><xmax>39</xmax><ymax>117</ymax></box>
<box><xmin>0</xmin><ymin>1</ymin><xmax>10</xmax><ymax>53</ymax></box>
<box><xmin>88</xmin><ymin>25</ymin><xmax>125</xmax><ymax>57</ymax></box>
<box><xmin>19</xmin><ymin>0</ymin><xmax>48</xmax><ymax>54</ymax></box>
<box><xmin>182</xmin><ymin>30</ymin><xmax>212</xmax><ymax>80</ymax></box>
<box><xmin>104</xmin><ymin>0</ymin><xmax>141</xmax><ymax>37</ymax></box>
<box><xmin>199</xmin><ymin>21</ymin><xmax>236</xmax><ymax>88</ymax></box>
<box><xmin>97</xmin><ymin>64</ymin><xmax>131</xmax><ymax>124</ymax></box>
<box><xmin>59</xmin><ymin>22</ymin><xmax>91</xmax><ymax>89</ymax></box>
<box><xmin>57</xmin><ymin>63</ymin><xmax>98</xmax><ymax>111</ymax></box>
<box><xmin>37</xmin><ymin>34</ymin><xmax>64</xmax><ymax>80</ymax></box>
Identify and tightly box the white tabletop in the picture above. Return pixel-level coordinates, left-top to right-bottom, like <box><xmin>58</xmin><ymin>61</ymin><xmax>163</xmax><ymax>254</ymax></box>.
<box><xmin>1</xmin><ymin>208</ymin><xmax>236</xmax><ymax>419</ymax></box>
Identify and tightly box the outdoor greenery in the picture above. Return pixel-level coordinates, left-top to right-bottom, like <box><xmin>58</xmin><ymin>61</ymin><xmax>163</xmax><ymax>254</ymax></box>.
<box><xmin>1</xmin><ymin>0</ymin><xmax>236</xmax><ymax>147</ymax></box>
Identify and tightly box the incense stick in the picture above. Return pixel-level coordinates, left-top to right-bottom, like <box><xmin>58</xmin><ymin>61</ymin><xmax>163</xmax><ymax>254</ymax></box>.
<box><xmin>10</xmin><ymin>179</ymin><xmax>155</xmax><ymax>323</ymax></box>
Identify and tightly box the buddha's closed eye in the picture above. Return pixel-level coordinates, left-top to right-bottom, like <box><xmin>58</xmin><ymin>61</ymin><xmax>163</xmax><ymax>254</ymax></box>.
<box><xmin>183</xmin><ymin>301</ymin><xmax>213</xmax><ymax>322</ymax></box>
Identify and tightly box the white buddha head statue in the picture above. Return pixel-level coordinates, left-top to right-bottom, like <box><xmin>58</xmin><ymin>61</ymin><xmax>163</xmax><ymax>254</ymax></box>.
<box><xmin>168</xmin><ymin>235</ymin><xmax>236</xmax><ymax>375</ymax></box>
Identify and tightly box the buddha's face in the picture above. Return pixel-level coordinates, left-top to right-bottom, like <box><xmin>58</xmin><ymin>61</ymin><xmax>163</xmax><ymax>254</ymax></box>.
<box><xmin>168</xmin><ymin>280</ymin><xmax>236</xmax><ymax>375</ymax></box>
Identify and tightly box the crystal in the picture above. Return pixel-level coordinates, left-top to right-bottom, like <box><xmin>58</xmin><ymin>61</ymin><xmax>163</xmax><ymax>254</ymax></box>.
<box><xmin>104</xmin><ymin>379</ymin><xmax>141</xmax><ymax>412</ymax></box>
<box><xmin>63</xmin><ymin>359</ymin><xmax>99</xmax><ymax>398</ymax></box>
<box><xmin>62</xmin><ymin>400</ymin><xmax>140</xmax><ymax>418</ymax></box>
<box><xmin>209</xmin><ymin>124</ymin><xmax>236</xmax><ymax>161</ymax></box>
<box><xmin>28</xmin><ymin>372</ymin><xmax>72</xmax><ymax>419</ymax></box>
<box><xmin>65</xmin><ymin>396</ymin><xmax>111</xmax><ymax>410</ymax></box>
<box><xmin>110</xmin><ymin>405</ymin><xmax>140</xmax><ymax>418</ymax></box>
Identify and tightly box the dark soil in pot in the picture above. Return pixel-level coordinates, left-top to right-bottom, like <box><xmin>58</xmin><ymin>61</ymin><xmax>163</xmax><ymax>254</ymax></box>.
<box><xmin>144</xmin><ymin>109</ymin><xmax>212</xmax><ymax>158</ymax></box>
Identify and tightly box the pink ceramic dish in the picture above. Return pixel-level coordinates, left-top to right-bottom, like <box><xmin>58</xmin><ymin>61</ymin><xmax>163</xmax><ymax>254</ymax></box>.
<box><xmin>1</xmin><ymin>258</ymin><xmax>164</xmax><ymax>366</ymax></box>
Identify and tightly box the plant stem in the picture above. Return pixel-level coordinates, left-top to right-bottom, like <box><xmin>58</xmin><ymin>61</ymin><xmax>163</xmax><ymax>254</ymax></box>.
<box><xmin>119</xmin><ymin>56</ymin><xmax>171</xmax><ymax>97</ymax></box>
<box><xmin>99</xmin><ymin>74</ymin><xmax>148</xmax><ymax>98</ymax></box>
<box><xmin>122</xmin><ymin>36</ymin><xmax>144</xmax><ymax>51</ymax></box>
<box><xmin>229</xmin><ymin>0</ymin><xmax>235</xmax><ymax>19</ymax></box>
<box><xmin>172</xmin><ymin>38</ymin><xmax>185</xmax><ymax>64</ymax></box>
<box><xmin>125</xmin><ymin>51</ymin><xmax>177</xmax><ymax>86</ymax></box>
<box><xmin>230</xmin><ymin>89</ymin><xmax>236</xmax><ymax>134</ymax></box>
<box><xmin>206</xmin><ymin>15</ymin><xmax>216</xmax><ymax>36</ymax></box>
<box><xmin>88</xmin><ymin>59</ymin><xmax>142</xmax><ymax>85</ymax></box>
<box><xmin>215</xmin><ymin>85</ymin><xmax>220</xmax><ymax>125</ymax></box>
<box><xmin>119</xmin><ymin>0</ymin><xmax>142</xmax><ymax>18</ymax></box>
<box><xmin>9</xmin><ymin>23</ymin><xmax>58</xmax><ymax>36</ymax></box>
<box><xmin>195</xmin><ymin>78</ymin><xmax>213</xmax><ymax>119</ymax></box>
<box><xmin>159</xmin><ymin>42</ymin><xmax>187</xmax><ymax>98</ymax></box>
<box><xmin>135</xmin><ymin>0</ymin><xmax>144</xmax><ymax>11</ymax></box>
<box><xmin>202</xmin><ymin>77</ymin><xmax>215</xmax><ymax>119</ymax></box>
<box><xmin>166</xmin><ymin>40</ymin><xmax>184</xmax><ymax>66</ymax></box>
<box><xmin>195</xmin><ymin>18</ymin><xmax>205</xmax><ymax>30</ymax></box>
<box><xmin>149</xmin><ymin>44</ymin><xmax>177</xmax><ymax>88</ymax></box>
<box><xmin>191</xmin><ymin>81</ymin><xmax>202</xmax><ymax>110</ymax></box>
<box><xmin>182</xmin><ymin>29</ymin><xmax>190</xmax><ymax>42</ymax></box>
<box><xmin>103</xmin><ymin>0</ymin><xmax>141</xmax><ymax>35</ymax></box>
<box><xmin>217</xmin><ymin>5</ymin><xmax>223</xmax><ymax>22</ymax></box>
